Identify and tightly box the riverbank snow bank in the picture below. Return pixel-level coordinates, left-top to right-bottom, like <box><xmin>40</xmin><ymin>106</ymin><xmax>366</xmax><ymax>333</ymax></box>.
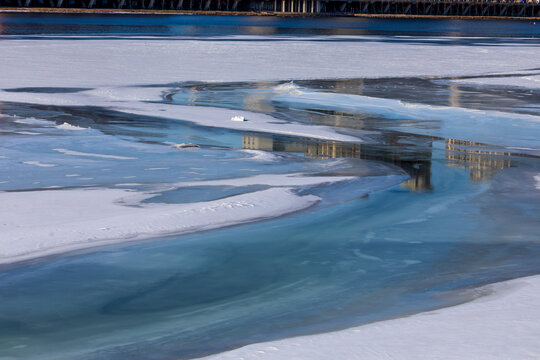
<box><xmin>201</xmin><ymin>274</ymin><xmax>540</xmax><ymax>360</ymax></box>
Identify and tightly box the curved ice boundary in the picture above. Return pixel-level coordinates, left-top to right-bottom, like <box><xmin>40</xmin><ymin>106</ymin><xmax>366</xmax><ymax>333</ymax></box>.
<box><xmin>273</xmin><ymin>84</ymin><xmax>540</xmax><ymax>149</ymax></box>
<box><xmin>0</xmin><ymin>186</ymin><xmax>317</xmax><ymax>265</ymax></box>
<box><xmin>0</xmin><ymin>173</ymin><xmax>404</xmax><ymax>265</ymax></box>
<box><xmin>0</xmin><ymin>87</ymin><xmax>360</xmax><ymax>143</ymax></box>
<box><xmin>200</xmin><ymin>274</ymin><xmax>540</xmax><ymax>360</ymax></box>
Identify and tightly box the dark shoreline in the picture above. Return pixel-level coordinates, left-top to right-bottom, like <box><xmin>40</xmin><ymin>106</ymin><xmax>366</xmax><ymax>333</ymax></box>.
<box><xmin>1</xmin><ymin>7</ymin><xmax>539</xmax><ymax>20</ymax></box>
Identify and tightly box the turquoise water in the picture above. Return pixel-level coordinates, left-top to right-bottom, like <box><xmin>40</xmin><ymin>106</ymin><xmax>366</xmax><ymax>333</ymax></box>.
<box><xmin>0</xmin><ymin>14</ymin><xmax>539</xmax><ymax>360</ymax></box>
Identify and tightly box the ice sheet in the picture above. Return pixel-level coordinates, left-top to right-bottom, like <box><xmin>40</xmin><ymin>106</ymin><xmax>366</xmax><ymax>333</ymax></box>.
<box><xmin>201</xmin><ymin>274</ymin><xmax>540</xmax><ymax>360</ymax></box>
<box><xmin>273</xmin><ymin>86</ymin><xmax>540</xmax><ymax>148</ymax></box>
<box><xmin>0</xmin><ymin>186</ymin><xmax>319</xmax><ymax>265</ymax></box>
<box><xmin>0</xmin><ymin>171</ymin><xmax>405</xmax><ymax>264</ymax></box>
<box><xmin>0</xmin><ymin>36</ymin><xmax>539</xmax><ymax>88</ymax></box>
<box><xmin>0</xmin><ymin>88</ymin><xmax>361</xmax><ymax>142</ymax></box>
<box><xmin>453</xmin><ymin>74</ymin><xmax>540</xmax><ymax>89</ymax></box>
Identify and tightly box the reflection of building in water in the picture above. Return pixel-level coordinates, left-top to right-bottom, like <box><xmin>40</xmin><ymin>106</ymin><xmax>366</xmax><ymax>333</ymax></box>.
<box><xmin>448</xmin><ymin>84</ymin><xmax>461</xmax><ymax>108</ymax></box>
<box><xmin>446</xmin><ymin>139</ymin><xmax>511</xmax><ymax>181</ymax></box>
<box><xmin>243</xmin><ymin>134</ymin><xmax>432</xmax><ymax>191</ymax></box>
<box><xmin>242</xmin><ymin>82</ymin><xmax>276</xmax><ymax>113</ymax></box>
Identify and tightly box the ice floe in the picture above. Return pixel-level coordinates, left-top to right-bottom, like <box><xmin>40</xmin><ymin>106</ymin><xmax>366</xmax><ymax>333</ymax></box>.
<box><xmin>0</xmin><ymin>186</ymin><xmax>319</xmax><ymax>265</ymax></box>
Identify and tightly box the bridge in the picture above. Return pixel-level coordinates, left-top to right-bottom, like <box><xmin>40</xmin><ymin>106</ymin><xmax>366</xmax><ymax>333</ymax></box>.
<box><xmin>0</xmin><ymin>0</ymin><xmax>538</xmax><ymax>18</ymax></box>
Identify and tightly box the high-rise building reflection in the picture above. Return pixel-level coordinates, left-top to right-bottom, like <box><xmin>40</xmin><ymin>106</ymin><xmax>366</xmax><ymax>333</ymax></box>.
<box><xmin>243</xmin><ymin>134</ymin><xmax>432</xmax><ymax>191</ymax></box>
<box><xmin>446</xmin><ymin>139</ymin><xmax>512</xmax><ymax>181</ymax></box>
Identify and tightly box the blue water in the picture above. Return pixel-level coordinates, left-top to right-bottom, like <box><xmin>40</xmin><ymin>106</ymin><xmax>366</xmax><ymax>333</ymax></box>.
<box><xmin>0</xmin><ymin>14</ymin><xmax>540</xmax><ymax>360</ymax></box>
<box><xmin>1</xmin><ymin>13</ymin><xmax>540</xmax><ymax>37</ymax></box>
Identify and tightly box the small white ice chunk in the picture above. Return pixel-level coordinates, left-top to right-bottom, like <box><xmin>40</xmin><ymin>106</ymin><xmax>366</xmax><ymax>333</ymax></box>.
<box><xmin>173</xmin><ymin>143</ymin><xmax>200</xmax><ymax>149</ymax></box>
<box><xmin>56</xmin><ymin>122</ymin><xmax>86</xmax><ymax>131</ymax></box>
<box><xmin>231</xmin><ymin>115</ymin><xmax>246</xmax><ymax>122</ymax></box>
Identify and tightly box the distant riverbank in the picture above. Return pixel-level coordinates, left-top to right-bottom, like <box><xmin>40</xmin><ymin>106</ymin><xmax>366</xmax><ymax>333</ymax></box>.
<box><xmin>1</xmin><ymin>7</ymin><xmax>539</xmax><ymax>20</ymax></box>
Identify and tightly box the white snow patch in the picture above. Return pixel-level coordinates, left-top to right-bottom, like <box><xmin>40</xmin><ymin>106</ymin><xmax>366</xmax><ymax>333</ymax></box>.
<box><xmin>56</xmin><ymin>122</ymin><xmax>86</xmax><ymax>131</ymax></box>
<box><xmin>200</xmin><ymin>275</ymin><xmax>540</xmax><ymax>360</ymax></box>
<box><xmin>172</xmin><ymin>143</ymin><xmax>200</xmax><ymax>149</ymax></box>
<box><xmin>14</xmin><ymin>131</ymin><xmax>41</xmax><ymax>135</ymax></box>
<box><xmin>173</xmin><ymin>173</ymin><xmax>357</xmax><ymax>188</ymax></box>
<box><xmin>14</xmin><ymin>117</ymin><xmax>52</xmax><ymax>126</ymax></box>
<box><xmin>453</xmin><ymin>74</ymin><xmax>540</xmax><ymax>89</ymax></box>
<box><xmin>22</xmin><ymin>161</ymin><xmax>57</xmax><ymax>168</ymax></box>
<box><xmin>53</xmin><ymin>148</ymin><xmax>136</xmax><ymax>160</ymax></box>
<box><xmin>231</xmin><ymin>115</ymin><xmax>246</xmax><ymax>122</ymax></box>
<box><xmin>274</xmin><ymin>82</ymin><xmax>305</xmax><ymax>95</ymax></box>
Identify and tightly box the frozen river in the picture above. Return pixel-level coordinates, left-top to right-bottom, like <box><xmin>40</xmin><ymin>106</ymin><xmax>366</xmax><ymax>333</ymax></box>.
<box><xmin>0</xmin><ymin>14</ymin><xmax>539</xmax><ymax>360</ymax></box>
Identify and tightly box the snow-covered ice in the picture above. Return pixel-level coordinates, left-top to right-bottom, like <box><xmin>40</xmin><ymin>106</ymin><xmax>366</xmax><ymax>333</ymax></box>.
<box><xmin>0</xmin><ymin>36</ymin><xmax>539</xmax><ymax>88</ymax></box>
<box><xmin>0</xmin><ymin>31</ymin><xmax>539</xmax><ymax>360</ymax></box>
<box><xmin>0</xmin><ymin>173</ymin><xmax>386</xmax><ymax>265</ymax></box>
<box><xmin>201</xmin><ymin>274</ymin><xmax>540</xmax><ymax>360</ymax></box>
<box><xmin>0</xmin><ymin>87</ymin><xmax>360</xmax><ymax>142</ymax></box>
<box><xmin>453</xmin><ymin>74</ymin><xmax>540</xmax><ymax>90</ymax></box>
<box><xmin>0</xmin><ymin>186</ymin><xmax>318</xmax><ymax>265</ymax></box>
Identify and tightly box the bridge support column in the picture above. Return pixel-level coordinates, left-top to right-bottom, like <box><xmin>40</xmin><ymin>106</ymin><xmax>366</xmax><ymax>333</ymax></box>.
<box><xmin>282</xmin><ymin>0</ymin><xmax>285</xmax><ymax>11</ymax></box>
